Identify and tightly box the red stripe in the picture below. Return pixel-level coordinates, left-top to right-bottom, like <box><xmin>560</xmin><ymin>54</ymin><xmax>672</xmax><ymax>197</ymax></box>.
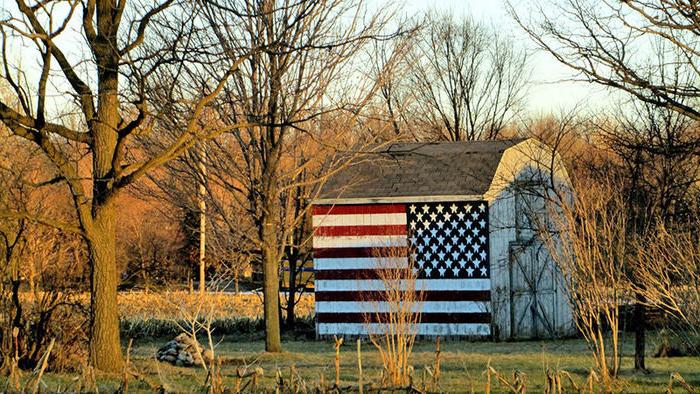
<box><xmin>315</xmin><ymin>269</ymin><xmax>410</xmax><ymax>280</ymax></box>
<box><xmin>313</xmin><ymin>247</ymin><xmax>407</xmax><ymax>259</ymax></box>
<box><xmin>316</xmin><ymin>312</ymin><xmax>491</xmax><ymax>324</ymax></box>
<box><xmin>313</xmin><ymin>204</ymin><xmax>405</xmax><ymax>216</ymax></box>
<box><xmin>314</xmin><ymin>225</ymin><xmax>407</xmax><ymax>236</ymax></box>
<box><xmin>315</xmin><ymin>290</ymin><xmax>491</xmax><ymax>302</ymax></box>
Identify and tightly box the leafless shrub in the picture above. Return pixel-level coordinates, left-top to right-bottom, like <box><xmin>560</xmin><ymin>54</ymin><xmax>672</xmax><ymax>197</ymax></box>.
<box><xmin>541</xmin><ymin>179</ymin><xmax>629</xmax><ymax>385</ymax></box>
<box><xmin>366</xmin><ymin>246</ymin><xmax>423</xmax><ymax>388</ymax></box>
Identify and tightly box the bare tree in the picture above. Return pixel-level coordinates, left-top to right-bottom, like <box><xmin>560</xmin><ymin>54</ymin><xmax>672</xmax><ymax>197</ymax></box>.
<box><xmin>541</xmin><ymin>178</ymin><xmax>629</xmax><ymax>386</ymax></box>
<box><xmin>407</xmin><ymin>12</ymin><xmax>529</xmax><ymax>141</ymax></box>
<box><xmin>510</xmin><ymin>0</ymin><xmax>700</xmax><ymax>369</ymax></box>
<box><xmin>0</xmin><ymin>0</ymin><xmax>248</xmax><ymax>371</ymax></box>
<box><xmin>198</xmin><ymin>0</ymin><xmax>398</xmax><ymax>352</ymax></box>
<box><xmin>510</xmin><ymin>0</ymin><xmax>700</xmax><ymax>121</ymax></box>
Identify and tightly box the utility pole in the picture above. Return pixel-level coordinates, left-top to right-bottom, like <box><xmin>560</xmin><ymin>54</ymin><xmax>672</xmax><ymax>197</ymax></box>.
<box><xmin>197</xmin><ymin>142</ymin><xmax>207</xmax><ymax>294</ymax></box>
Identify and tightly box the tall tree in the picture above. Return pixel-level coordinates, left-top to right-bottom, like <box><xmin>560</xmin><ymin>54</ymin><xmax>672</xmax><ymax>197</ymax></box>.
<box><xmin>510</xmin><ymin>0</ymin><xmax>700</xmax><ymax>370</ymax></box>
<box><xmin>408</xmin><ymin>13</ymin><xmax>529</xmax><ymax>141</ymax></box>
<box><xmin>201</xmin><ymin>0</ymin><xmax>396</xmax><ymax>352</ymax></box>
<box><xmin>0</xmin><ymin>0</ymin><xmax>245</xmax><ymax>371</ymax></box>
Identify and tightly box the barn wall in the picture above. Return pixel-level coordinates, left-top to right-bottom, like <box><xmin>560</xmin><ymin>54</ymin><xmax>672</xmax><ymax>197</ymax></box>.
<box><xmin>487</xmin><ymin>188</ymin><xmax>516</xmax><ymax>340</ymax></box>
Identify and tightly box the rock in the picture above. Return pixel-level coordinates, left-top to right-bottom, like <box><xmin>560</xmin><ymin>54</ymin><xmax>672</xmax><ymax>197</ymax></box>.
<box><xmin>156</xmin><ymin>334</ymin><xmax>211</xmax><ymax>367</ymax></box>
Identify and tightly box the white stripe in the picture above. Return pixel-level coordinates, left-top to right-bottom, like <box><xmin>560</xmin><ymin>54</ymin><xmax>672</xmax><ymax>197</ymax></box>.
<box><xmin>314</xmin><ymin>257</ymin><xmax>408</xmax><ymax>270</ymax></box>
<box><xmin>313</xmin><ymin>235</ymin><xmax>406</xmax><ymax>248</ymax></box>
<box><xmin>315</xmin><ymin>279</ymin><xmax>491</xmax><ymax>292</ymax></box>
<box><xmin>315</xmin><ymin>301</ymin><xmax>490</xmax><ymax>314</ymax></box>
<box><xmin>313</xmin><ymin>213</ymin><xmax>406</xmax><ymax>227</ymax></box>
<box><xmin>317</xmin><ymin>323</ymin><xmax>491</xmax><ymax>336</ymax></box>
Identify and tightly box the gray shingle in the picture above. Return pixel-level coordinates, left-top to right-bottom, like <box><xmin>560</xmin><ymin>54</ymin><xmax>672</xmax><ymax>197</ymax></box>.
<box><xmin>319</xmin><ymin>139</ymin><xmax>524</xmax><ymax>200</ymax></box>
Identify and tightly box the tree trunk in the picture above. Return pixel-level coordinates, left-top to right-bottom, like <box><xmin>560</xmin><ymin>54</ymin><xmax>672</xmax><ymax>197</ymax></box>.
<box><xmin>261</xmin><ymin>204</ymin><xmax>282</xmax><ymax>352</ymax></box>
<box><xmin>285</xmin><ymin>247</ymin><xmax>297</xmax><ymax>331</ymax></box>
<box><xmin>634</xmin><ymin>300</ymin><xmax>646</xmax><ymax>371</ymax></box>
<box><xmin>87</xmin><ymin>202</ymin><xmax>123</xmax><ymax>372</ymax></box>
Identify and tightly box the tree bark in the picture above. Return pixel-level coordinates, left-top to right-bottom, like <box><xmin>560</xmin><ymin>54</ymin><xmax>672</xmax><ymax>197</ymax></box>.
<box><xmin>88</xmin><ymin>16</ymin><xmax>124</xmax><ymax>369</ymax></box>
<box><xmin>87</xmin><ymin>202</ymin><xmax>123</xmax><ymax>372</ymax></box>
<box><xmin>261</xmin><ymin>223</ymin><xmax>282</xmax><ymax>352</ymax></box>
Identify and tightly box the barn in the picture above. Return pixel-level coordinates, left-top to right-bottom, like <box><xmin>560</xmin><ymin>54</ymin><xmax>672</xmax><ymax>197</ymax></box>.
<box><xmin>311</xmin><ymin>138</ymin><xmax>575</xmax><ymax>340</ymax></box>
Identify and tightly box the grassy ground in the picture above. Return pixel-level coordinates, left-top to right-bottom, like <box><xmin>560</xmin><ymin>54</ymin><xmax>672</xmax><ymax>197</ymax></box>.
<box><xmin>11</xmin><ymin>333</ymin><xmax>700</xmax><ymax>393</ymax></box>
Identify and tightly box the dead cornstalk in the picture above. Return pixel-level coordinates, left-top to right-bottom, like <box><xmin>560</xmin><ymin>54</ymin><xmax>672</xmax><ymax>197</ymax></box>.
<box><xmin>433</xmin><ymin>336</ymin><xmax>441</xmax><ymax>390</ymax></box>
<box><xmin>357</xmin><ymin>339</ymin><xmax>363</xmax><ymax>394</ymax></box>
<box><xmin>333</xmin><ymin>335</ymin><xmax>343</xmax><ymax>388</ymax></box>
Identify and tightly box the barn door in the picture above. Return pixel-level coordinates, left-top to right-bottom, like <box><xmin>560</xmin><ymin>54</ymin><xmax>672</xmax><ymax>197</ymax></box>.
<box><xmin>509</xmin><ymin>240</ymin><xmax>560</xmax><ymax>338</ymax></box>
<box><xmin>508</xmin><ymin>186</ymin><xmax>560</xmax><ymax>339</ymax></box>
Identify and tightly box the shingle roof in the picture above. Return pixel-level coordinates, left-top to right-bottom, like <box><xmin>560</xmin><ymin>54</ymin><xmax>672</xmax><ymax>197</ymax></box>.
<box><xmin>318</xmin><ymin>139</ymin><xmax>525</xmax><ymax>200</ymax></box>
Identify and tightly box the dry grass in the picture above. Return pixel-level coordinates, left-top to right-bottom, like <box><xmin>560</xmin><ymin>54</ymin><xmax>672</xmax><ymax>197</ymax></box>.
<box><xmin>117</xmin><ymin>291</ymin><xmax>315</xmax><ymax>321</ymax></box>
<box><xmin>5</xmin><ymin>336</ymin><xmax>700</xmax><ymax>393</ymax></box>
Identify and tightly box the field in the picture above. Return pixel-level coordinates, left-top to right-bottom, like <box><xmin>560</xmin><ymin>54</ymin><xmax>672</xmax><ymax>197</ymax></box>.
<box><xmin>7</xmin><ymin>335</ymin><xmax>700</xmax><ymax>393</ymax></box>
<box><xmin>2</xmin><ymin>291</ymin><xmax>698</xmax><ymax>393</ymax></box>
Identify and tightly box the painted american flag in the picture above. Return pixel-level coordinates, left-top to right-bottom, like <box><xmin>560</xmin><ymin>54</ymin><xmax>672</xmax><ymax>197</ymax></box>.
<box><xmin>312</xmin><ymin>201</ymin><xmax>491</xmax><ymax>336</ymax></box>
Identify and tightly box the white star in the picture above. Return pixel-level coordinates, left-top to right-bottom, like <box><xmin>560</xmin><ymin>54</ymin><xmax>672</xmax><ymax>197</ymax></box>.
<box><xmin>480</xmin><ymin>250</ymin><xmax>487</xmax><ymax>260</ymax></box>
<box><xmin>422</xmin><ymin>219</ymin><xmax>430</xmax><ymax>228</ymax></box>
<box><xmin>457</xmin><ymin>212</ymin><xmax>465</xmax><ymax>220</ymax></box>
<box><xmin>436</xmin><ymin>235</ymin><xmax>444</xmax><ymax>244</ymax></box>
<box><xmin>438</xmin><ymin>267</ymin><xmax>446</xmax><ymax>277</ymax></box>
<box><xmin>436</xmin><ymin>220</ymin><xmax>445</xmax><ymax>228</ymax></box>
<box><xmin>471</xmin><ymin>212</ymin><xmax>479</xmax><ymax>221</ymax></box>
<box><xmin>429</xmin><ymin>212</ymin><xmax>437</xmax><ymax>221</ymax></box>
<box><xmin>417</xmin><ymin>227</ymin><xmax>424</xmax><ymax>235</ymax></box>
<box><xmin>466</xmin><ymin>235</ymin><xmax>473</xmax><ymax>244</ymax></box>
<box><xmin>458</xmin><ymin>228</ymin><xmax>466</xmax><ymax>236</ymax></box>
<box><xmin>472</xmin><ymin>228</ymin><xmax>480</xmax><ymax>236</ymax></box>
<box><xmin>452</xmin><ymin>267</ymin><xmax>460</xmax><ymax>276</ymax></box>
<box><xmin>458</xmin><ymin>244</ymin><xmax>466</xmax><ymax>252</ymax></box>
<box><xmin>480</xmin><ymin>267</ymin><xmax>487</xmax><ymax>276</ymax></box>
<box><xmin>412</xmin><ymin>266</ymin><xmax>420</xmax><ymax>276</ymax></box>
<box><xmin>424</xmin><ymin>252</ymin><xmax>432</xmax><ymax>260</ymax></box>
<box><xmin>409</xmin><ymin>235</ymin><xmax>417</xmax><ymax>244</ymax></box>
<box><xmin>459</xmin><ymin>259</ymin><xmax>467</xmax><ymax>267</ymax></box>
<box><xmin>479</xmin><ymin>235</ymin><xmax>486</xmax><ymax>244</ymax></box>
<box><xmin>410</xmin><ymin>220</ymin><xmax>416</xmax><ymax>229</ymax></box>
<box><xmin>443</xmin><ymin>212</ymin><xmax>451</xmax><ymax>221</ymax></box>
<box><xmin>479</xmin><ymin>219</ymin><xmax>486</xmax><ymax>228</ymax></box>
<box><xmin>479</xmin><ymin>203</ymin><xmax>486</xmax><ymax>212</ymax></box>
<box><xmin>430</xmin><ymin>244</ymin><xmax>438</xmax><ymax>253</ymax></box>
<box><xmin>466</xmin><ymin>251</ymin><xmax>474</xmax><ymax>260</ymax></box>
<box><xmin>451</xmin><ymin>251</ymin><xmax>460</xmax><ymax>260</ymax></box>
<box><xmin>450</xmin><ymin>203</ymin><xmax>458</xmax><ymax>213</ymax></box>
<box><xmin>422</xmin><ymin>204</ymin><xmax>430</xmax><ymax>213</ymax></box>
<box><xmin>465</xmin><ymin>219</ymin><xmax>473</xmax><ymax>228</ymax></box>
<box><xmin>410</xmin><ymin>205</ymin><xmax>417</xmax><ymax>213</ymax></box>
<box><xmin>436</xmin><ymin>204</ymin><xmax>444</xmax><ymax>213</ymax></box>
<box><xmin>452</xmin><ymin>235</ymin><xmax>459</xmax><ymax>244</ymax></box>
<box><xmin>437</xmin><ymin>251</ymin><xmax>445</xmax><ymax>260</ymax></box>
<box><xmin>430</xmin><ymin>228</ymin><xmax>438</xmax><ymax>237</ymax></box>
<box><xmin>466</xmin><ymin>267</ymin><xmax>474</xmax><ymax>276</ymax></box>
<box><xmin>472</xmin><ymin>243</ymin><xmax>480</xmax><ymax>252</ymax></box>
<box><xmin>417</xmin><ymin>243</ymin><xmax>425</xmax><ymax>252</ymax></box>
<box><xmin>417</xmin><ymin>213</ymin><xmax>424</xmax><ymax>221</ymax></box>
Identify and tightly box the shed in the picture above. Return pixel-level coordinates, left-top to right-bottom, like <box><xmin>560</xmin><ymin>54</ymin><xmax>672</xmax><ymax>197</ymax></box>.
<box><xmin>311</xmin><ymin>138</ymin><xmax>575</xmax><ymax>340</ymax></box>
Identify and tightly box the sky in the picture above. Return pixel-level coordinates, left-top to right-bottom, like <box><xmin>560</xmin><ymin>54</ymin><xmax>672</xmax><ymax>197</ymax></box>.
<box><xmin>399</xmin><ymin>0</ymin><xmax>613</xmax><ymax>116</ymax></box>
<box><xmin>2</xmin><ymin>0</ymin><xmax>613</xmax><ymax>118</ymax></box>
